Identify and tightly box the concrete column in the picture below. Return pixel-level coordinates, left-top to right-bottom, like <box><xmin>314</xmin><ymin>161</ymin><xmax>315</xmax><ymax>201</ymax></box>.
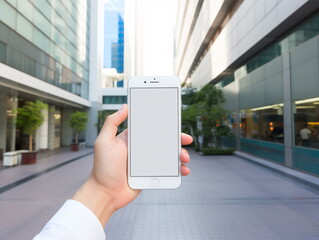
<box><xmin>48</xmin><ymin>105</ymin><xmax>55</xmax><ymax>150</ymax></box>
<box><xmin>85</xmin><ymin>102</ymin><xmax>102</xmax><ymax>147</ymax></box>
<box><xmin>87</xmin><ymin>0</ymin><xmax>103</xmax><ymax>147</ymax></box>
<box><xmin>0</xmin><ymin>94</ymin><xmax>7</xmax><ymax>153</ymax></box>
<box><xmin>36</xmin><ymin>107</ymin><xmax>49</xmax><ymax>150</ymax></box>
<box><xmin>9</xmin><ymin>95</ymin><xmax>18</xmax><ymax>151</ymax></box>
<box><xmin>282</xmin><ymin>53</ymin><xmax>293</xmax><ymax>168</ymax></box>
<box><xmin>89</xmin><ymin>0</ymin><xmax>103</xmax><ymax>104</ymax></box>
<box><xmin>61</xmin><ymin>108</ymin><xmax>73</xmax><ymax>146</ymax></box>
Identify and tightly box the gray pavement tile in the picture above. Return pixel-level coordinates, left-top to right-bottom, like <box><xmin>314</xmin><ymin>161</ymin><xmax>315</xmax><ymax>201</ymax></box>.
<box><xmin>105</xmin><ymin>151</ymin><xmax>319</xmax><ymax>239</ymax></box>
<box><xmin>1</xmin><ymin>149</ymin><xmax>319</xmax><ymax>240</ymax></box>
<box><xmin>0</xmin><ymin>147</ymin><xmax>93</xmax><ymax>189</ymax></box>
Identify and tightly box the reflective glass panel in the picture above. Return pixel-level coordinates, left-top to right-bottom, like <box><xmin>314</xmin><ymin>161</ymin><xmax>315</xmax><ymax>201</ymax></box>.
<box><xmin>240</xmin><ymin>104</ymin><xmax>284</xmax><ymax>143</ymax></box>
<box><xmin>294</xmin><ymin>98</ymin><xmax>319</xmax><ymax>149</ymax></box>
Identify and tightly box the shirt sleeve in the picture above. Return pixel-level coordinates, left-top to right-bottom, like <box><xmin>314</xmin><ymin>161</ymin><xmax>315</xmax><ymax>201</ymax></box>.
<box><xmin>33</xmin><ymin>200</ymin><xmax>106</xmax><ymax>240</ymax></box>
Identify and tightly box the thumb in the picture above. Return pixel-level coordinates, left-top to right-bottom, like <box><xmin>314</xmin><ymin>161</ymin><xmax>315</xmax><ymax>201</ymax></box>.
<box><xmin>99</xmin><ymin>104</ymin><xmax>128</xmax><ymax>140</ymax></box>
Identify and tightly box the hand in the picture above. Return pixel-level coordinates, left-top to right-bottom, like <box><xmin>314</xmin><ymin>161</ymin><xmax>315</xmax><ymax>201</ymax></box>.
<box><xmin>73</xmin><ymin>104</ymin><xmax>193</xmax><ymax>226</ymax></box>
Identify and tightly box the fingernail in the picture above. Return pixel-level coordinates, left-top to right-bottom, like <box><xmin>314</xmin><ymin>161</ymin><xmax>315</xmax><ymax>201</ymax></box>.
<box><xmin>118</xmin><ymin>104</ymin><xmax>126</xmax><ymax>112</ymax></box>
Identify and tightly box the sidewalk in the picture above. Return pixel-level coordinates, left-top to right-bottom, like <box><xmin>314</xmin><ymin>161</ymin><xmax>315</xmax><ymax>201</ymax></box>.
<box><xmin>0</xmin><ymin>147</ymin><xmax>93</xmax><ymax>191</ymax></box>
<box><xmin>107</xmin><ymin>150</ymin><xmax>319</xmax><ymax>239</ymax></box>
<box><xmin>0</xmin><ymin>149</ymin><xmax>319</xmax><ymax>239</ymax></box>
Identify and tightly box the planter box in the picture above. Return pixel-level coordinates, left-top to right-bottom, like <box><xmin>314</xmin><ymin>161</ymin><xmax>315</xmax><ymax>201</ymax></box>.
<box><xmin>70</xmin><ymin>143</ymin><xmax>79</xmax><ymax>152</ymax></box>
<box><xmin>16</xmin><ymin>150</ymin><xmax>29</xmax><ymax>165</ymax></box>
<box><xmin>21</xmin><ymin>151</ymin><xmax>37</xmax><ymax>164</ymax></box>
<box><xmin>3</xmin><ymin>152</ymin><xmax>18</xmax><ymax>167</ymax></box>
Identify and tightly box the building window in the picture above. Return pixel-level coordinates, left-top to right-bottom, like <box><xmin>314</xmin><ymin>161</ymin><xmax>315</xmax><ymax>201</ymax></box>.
<box><xmin>0</xmin><ymin>0</ymin><xmax>90</xmax><ymax>99</ymax></box>
<box><xmin>103</xmin><ymin>96</ymin><xmax>127</xmax><ymax>104</ymax></box>
<box><xmin>220</xmin><ymin>73</ymin><xmax>234</xmax><ymax>87</ymax></box>
<box><xmin>292</xmin><ymin>96</ymin><xmax>319</xmax><ymax>175</ymax></box>
<box><xmin>233</xmin><ymin>11</ymin><xmax>319</xmax><ymax>81</ymax></box>
<box><xmin>294</xmin><ymin>98</ymin><xmax>319</xmax><ymax>149</ymax></box>
<box><xmin>240</xmin><ymin>104</ymin><xmax>284</xmax><ymax>143</ymax></box>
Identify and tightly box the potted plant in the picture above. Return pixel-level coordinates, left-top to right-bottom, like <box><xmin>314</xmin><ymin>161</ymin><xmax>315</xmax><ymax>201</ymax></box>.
<box><xmin>16</xmin><ymin>100</ymin><xmax>47</xmax><ymax>164</ymax></box>
<box><xmin>69</xmin><ymin>111</ymin><xmax>88</xmax><ymax>151</ymax></box>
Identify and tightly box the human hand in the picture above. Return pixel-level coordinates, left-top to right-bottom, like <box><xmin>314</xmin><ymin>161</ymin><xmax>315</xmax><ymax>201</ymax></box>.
<box><xmin>73</xmin><ymin>104</ymin><xmax>193</xmax><ymax>226</ymax></box>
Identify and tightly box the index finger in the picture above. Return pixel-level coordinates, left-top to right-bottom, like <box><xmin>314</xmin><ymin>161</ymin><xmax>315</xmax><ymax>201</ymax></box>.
<box><xmin>181</xmin><ymin>133</ymin><xmax>193</xmax><ymax>146</ymax></box>
<box><xmin>98</xmin><ymin>104</ymin><xmax>128</xmax><ymax>141</ymax></box>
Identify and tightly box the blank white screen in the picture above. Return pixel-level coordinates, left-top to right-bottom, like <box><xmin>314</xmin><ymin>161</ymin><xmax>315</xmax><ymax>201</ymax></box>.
<box><xmin>130</xmin><ymin>88</ymin><xmax>179</xmax><ymax>177</ymax></box>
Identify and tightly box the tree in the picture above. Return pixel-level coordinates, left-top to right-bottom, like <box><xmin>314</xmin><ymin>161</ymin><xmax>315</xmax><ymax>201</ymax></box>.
<box><xmin>69</xmin><ymin>111</ymin><xmax>88</xmax><ymax>143</ymax></box>
<box><xmin>182</xmin><ymin>87</ymin><xmax>197</xmax><ymax>105</ymax></box>
<box><xmin>182</xmin><ymin>84</ymin><xmax>231</xmax><ymax>149</ymax></box>
<box><xmin>16</xmin><ymin>100</ymin><xmax>47</xmax><ymax>151</ymax></box>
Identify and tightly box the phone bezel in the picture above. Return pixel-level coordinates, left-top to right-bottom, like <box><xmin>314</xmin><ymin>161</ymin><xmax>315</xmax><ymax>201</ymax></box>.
<box><xmin>127</xmin><ymin>76</ymin><xmax>181</xmax><ymax>189</ymax></box>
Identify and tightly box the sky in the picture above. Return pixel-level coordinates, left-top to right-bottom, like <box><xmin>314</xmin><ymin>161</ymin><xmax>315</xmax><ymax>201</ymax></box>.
<box><xmin>104</xmin><ymin>0</ymin><xmax>124</xmax><ymax>17</ymax></box>
<box><xmin>141</xmin><ymin>0</ymin><xmax>178</xmax><ymax>76</ymax></box>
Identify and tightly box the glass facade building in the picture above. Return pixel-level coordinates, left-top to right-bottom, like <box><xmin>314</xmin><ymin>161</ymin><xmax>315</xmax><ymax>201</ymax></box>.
<box><xmin>0</xmin><ymin>0</ymin><xmax>92</xmax><ymax>152</ymax></box>
<box><xmin>175</xmin><ymin>0</ymin><xmax>319</xmax><ymax>176</ymax></box>
<box><xmin>0</xmin><ymin>0</ymin><xmax>90</xmax><ymax>98</ymax></box>
<box><xmin>219</xmin><ymin>11</ymin><xmax>319</xmax><ymax>175</ymax></box>
<box><xmin>103</xmin><ymin>0</ymin><xmax>124</xmax><ymax>87</ymax></box>
<box><xmin>101</xmin><ymin>0</ymin><xmax>126</xmax><ymax>120</ymax></box>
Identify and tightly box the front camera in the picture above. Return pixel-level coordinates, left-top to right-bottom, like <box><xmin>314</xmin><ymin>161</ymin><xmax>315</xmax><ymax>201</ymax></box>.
<box><xmin>144</xmin><ymin>81</ymin><xmax>146</xmax><ymax>83</ymax></box>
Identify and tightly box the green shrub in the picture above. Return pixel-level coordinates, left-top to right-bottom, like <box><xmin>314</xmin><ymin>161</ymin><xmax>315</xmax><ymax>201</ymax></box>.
<box><xmin>194</xmin><ymin>144</ymin><xmax>201</xmax><ymax>152</ymax></box>
<box><xmin>201</xmin><ymin>147</ymin><xmax>235</xmax><ymax>155</ymax></box>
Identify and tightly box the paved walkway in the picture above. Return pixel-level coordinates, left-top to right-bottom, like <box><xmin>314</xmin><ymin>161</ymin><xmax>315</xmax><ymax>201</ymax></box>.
<box><xmin>0</xmin><ymin>149</ymin><xmax>319</xmax><ymax>239</ymax></box>
<box><xmin>0</xmin><ymin>147</ymin><xmax>94</xmax><ymax>190</ymax></box>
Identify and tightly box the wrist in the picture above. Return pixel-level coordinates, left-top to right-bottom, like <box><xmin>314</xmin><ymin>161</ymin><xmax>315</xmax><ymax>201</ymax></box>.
<box><xmin>72</xmin><ymin>178</ymin><xmax>116</xmax><ymax>226</ymax></box>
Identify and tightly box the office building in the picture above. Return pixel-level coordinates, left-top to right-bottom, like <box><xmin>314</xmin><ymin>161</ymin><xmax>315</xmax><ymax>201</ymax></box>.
<box><xmin>0</xmin><ymin>0</ymin><xmax>104</xmax><ymax>152</ymax></box>
<box><xmin>175</xmin><ymin>0</ymin><xmax>319</xmax><ymax>176</ymax></box>
<box><xmin>103</xmin><ymin>0</ymin><xmax>124</xmax><ymax>87</ymax></box>
<box><xmin>101</xmin><ymin>0</ymin><xmax>127</xmax><ymax>118</ymax></box>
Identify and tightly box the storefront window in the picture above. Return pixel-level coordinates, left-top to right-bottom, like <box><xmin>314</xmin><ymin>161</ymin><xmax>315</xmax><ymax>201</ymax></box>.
<box><xmin>294</xmin><ymin>98</ymin><xmax>319</xmax><ymax>149</ymax></box>
<box><xmin>240</xmin><ymin>104</ymin><xmax>284</xmax><ymax>143</ymax></box>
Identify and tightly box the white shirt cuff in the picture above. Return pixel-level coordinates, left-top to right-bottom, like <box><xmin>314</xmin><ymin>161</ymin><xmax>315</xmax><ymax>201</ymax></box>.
<box><xmin>34</xmin><ymin>200</ymin><xmax>106</xmax><ymax>240</ymax></box>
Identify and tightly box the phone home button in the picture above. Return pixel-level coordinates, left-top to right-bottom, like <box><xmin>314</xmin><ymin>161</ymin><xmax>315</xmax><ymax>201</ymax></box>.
<box><xmin>151</xmin><ymin>178</ymin><xmax>159</xmax><ymax>187</ymax></box>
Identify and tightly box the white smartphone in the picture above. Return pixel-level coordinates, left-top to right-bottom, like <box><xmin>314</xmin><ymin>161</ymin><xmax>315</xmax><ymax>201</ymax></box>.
<box><xmin>128</xmin><ymin>76</ymin><xmax>181</xmax><ymax>189</ymax></box>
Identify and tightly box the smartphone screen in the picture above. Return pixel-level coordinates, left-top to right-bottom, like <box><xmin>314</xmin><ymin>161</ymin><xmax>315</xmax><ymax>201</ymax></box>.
<box><xmin>130</xmin><ymin>87</ymin><xmax>179</xmax><ymax>177</ymax></box>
